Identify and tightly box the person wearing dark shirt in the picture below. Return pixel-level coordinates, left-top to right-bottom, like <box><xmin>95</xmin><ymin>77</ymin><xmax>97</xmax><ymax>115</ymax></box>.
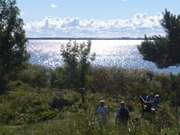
<box><xmin>116</xmin><ymin>101</ymin><xmax>130</xmax><ymax>126</ymax></box>
<box><xmin>146</xmin><ymin>92</ymin><xmax>154</xmax><ymax>103</ymax></box>
<box><xmin>153</xmin><ymin>94</ymin><xmax>160</xmax><ymax>109</ymax></box>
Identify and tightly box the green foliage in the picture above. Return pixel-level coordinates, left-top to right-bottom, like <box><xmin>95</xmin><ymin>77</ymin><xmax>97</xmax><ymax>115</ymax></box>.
<box><xmin>138</xmin><ymin>36</ymin><xmax>170</xmax><ymax>68</ymax></box>
<box><xmin>138</xmin><ymin>9</ymin><xmax>180</xmax><ymax>68</ymax></box>
<box><xmin>60</xmin><ymin>41</ymin><xmax>95</xmax><ymax>89</ymax></box>
<box><xmin>18</xmin><ymin>64</ymin><xmax>51</xmax><ymax>88</ymax></box>
<box><xmin>0</xmin><ymin>82</ymin><xmax>57</xmax><ymax>124</ymax></box>
<box><xmin>0</xmin><ymin>0</ymin><xmax>29</xmax><ymax>92</ymax></box>
<box><xmin>0</xmin><ymin>89</ymin><xmax>178</xmax><ymax>135</ymax></box>
<box><xmin>50</xmin><ymin>67</ymin><xmax>67</xmax><ymax>89</ymax></box>
<box><xmin>0</xmin><ymin>65</ymin><xmax>179</xmax><ymax>135</ymax></box>
<box><xmin>0</xmin><ymin>64</ymin><xmax>179</xmax><ymax>134</ymax></box>
<box><xmin>90</xmin><ymin>67</ymin><xmax>167</xmax><ymax>97</ymax></box>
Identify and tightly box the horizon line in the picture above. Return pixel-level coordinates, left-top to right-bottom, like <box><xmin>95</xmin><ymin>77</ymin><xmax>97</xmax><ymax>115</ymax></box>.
<box><xmin>27</xmin><ymin>37</ymin><xmax>145</xmax><ymax>40</ymax></box>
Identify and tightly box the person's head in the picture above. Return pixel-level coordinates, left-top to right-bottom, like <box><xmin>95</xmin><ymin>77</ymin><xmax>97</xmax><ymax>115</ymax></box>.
<box><xmin>155</xmin><ymin>94</ymin><xmax>160</xmax><ymax>98</ymax></box>
<box><xmin>99</xmin><ymin>100</ymin><xmax>105</xmax><ymax>106</ymax></box>
<box><xmin>120</xmin><ymin>101</ymin><xmax>125</xmax><ymax>107</ymax></box>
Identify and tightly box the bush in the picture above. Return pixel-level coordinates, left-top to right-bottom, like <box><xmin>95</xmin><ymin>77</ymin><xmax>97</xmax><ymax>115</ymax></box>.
<box><xmin>18</xmin><ymin>64</ymin><xmax>51</xmax><ymax>88</ymax></box>
<box><xmin>0</xmin><ymin>82</ymin><xmax>57</xmax><ymax>124</ymax></box>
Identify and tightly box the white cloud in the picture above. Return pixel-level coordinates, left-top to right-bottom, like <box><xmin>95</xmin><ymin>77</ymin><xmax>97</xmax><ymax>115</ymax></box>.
<box><xmin>24</xmin><ymin>13</ymin><xmax>164</xmax><ymax>37</ymax></box>
<box><xmin>50</xmin><ymin>4</ymin><xmax>58</xmax><ymax>8</ymax></box>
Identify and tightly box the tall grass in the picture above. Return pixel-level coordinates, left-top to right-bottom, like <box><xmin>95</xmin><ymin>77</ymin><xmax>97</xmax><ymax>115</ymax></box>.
<box><xmin>0</xmin><ymin>64</ymin><xmax>180</xmax><ymax>135</ymax></box>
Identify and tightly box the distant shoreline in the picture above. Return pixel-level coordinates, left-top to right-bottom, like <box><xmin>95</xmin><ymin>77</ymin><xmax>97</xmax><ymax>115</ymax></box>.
<box><xmin>27</xmin><ymin>37</ymin><xmax>144</xmax><ymax>40</ymax></box>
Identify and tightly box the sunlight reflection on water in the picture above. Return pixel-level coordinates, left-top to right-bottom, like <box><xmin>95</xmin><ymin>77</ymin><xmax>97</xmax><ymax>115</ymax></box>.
<box><xmin>27</xmin><ymin>40</ymin><xmax>180</xmax><ymax>74</ymax></box>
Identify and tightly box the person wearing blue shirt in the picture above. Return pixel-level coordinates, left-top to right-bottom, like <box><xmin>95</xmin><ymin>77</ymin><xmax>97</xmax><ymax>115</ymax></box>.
<box><xmin>96</xmin><ymin>100</ymin><xmax>109</xmax><ymax>125</ymax></box>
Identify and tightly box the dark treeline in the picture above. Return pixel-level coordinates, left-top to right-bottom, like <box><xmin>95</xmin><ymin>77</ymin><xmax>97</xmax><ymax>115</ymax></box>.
<box><xmin>15</xmin><ymin>63</ymin><xmax>180</xmax><ymax>99</ymax></box>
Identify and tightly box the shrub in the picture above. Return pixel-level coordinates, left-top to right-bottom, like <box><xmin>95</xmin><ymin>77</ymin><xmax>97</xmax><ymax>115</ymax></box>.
<box><xmin>18</xmin><ymin>64</ymin><xmax>51</xmax><ymax>88</ymax></box>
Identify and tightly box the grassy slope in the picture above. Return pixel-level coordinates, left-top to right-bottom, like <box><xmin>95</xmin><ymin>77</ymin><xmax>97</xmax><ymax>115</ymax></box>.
<box><xmin>0</xmin><ymin>81</ymin><xmax>178</xmax><ymax>135</ymax></box>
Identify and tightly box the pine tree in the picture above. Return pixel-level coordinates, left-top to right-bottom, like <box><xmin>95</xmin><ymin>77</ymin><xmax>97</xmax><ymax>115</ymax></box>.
<box><xmin>138</xmin><ymin>9</ymin><xmax>180</xmax><ymax>68</ymax></box>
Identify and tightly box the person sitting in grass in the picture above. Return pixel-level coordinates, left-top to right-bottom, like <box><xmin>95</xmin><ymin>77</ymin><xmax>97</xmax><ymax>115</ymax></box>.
<box><xmin>115</xmin><ymin>101</ymin><xmax>130</xmax><ymax>126</ymax></box>
<box><xmin>146</xmin><ymin>92</ymin><xmax>154</xmax><ymax>103</ymax></box>
<box><xmin>140</xmin><ymin>93</ymin><xmax>160</xmax><ymax>114</ymax></box>
<box><xmin>140</xmin><ymin>95</ymin><xmax>155</xmax><ymax>114</ymax></box>
<box><xmin>96</xmin><ymin>100</ymin><xmax>109</xmax><ymax>125</ymax></box>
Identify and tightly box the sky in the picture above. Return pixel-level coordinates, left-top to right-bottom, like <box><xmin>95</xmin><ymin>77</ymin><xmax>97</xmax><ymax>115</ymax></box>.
<box><xmin>17</xmin><ymin>0</ymin><xmax>180</xmax><ymax>37</ymax></box>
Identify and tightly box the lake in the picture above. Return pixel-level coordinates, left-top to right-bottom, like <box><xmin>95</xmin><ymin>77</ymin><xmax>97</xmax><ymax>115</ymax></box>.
<box><xmin>27</xmin><ymin>40</ymin><xmax>180</xmax><ymax>74</ymax></box>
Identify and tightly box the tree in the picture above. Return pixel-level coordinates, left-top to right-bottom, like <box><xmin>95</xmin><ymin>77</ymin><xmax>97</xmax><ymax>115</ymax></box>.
<box><xmin>0</xmin><ymin>0</ymin><xmax>29</xmax><ymax>92</ymax></box>
<box><xmin>60</xmin><ymin>41</ymin><xmax>95</xmax><ymax>102</ymax></box>
<box><xmin>138</xmin><ymin>9</ymin><xmax>180</xmax><ymax>68</ymax></box>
